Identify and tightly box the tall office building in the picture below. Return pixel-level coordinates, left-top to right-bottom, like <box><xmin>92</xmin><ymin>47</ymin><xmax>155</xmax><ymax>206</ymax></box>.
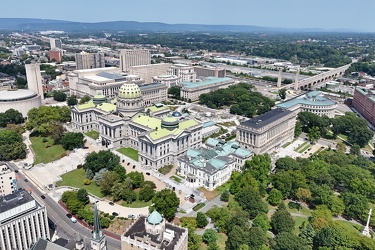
<box><xmin>119</xmin><ymin>49</ymin><xmax>151</xmax><ymax>72</ymax></box>
<box><xmin>0</xmin><ymin>190</ymin><xmax>50</xmax><ymax>250</ymax></box>
<box><xmin>25</xmin><ymin>63</ymin><xmax>44</xmax><ymax>99</ymax></box>
<box><xmin>0</xmin><ymin>162</ymin><xmax>17</xmax><ymax>196</ymax></box>
<box><xmin>49</xmin><ymin>49</ymin><xmax>63</xmax><ymax>63</ymax></box>
<box><xmin>75</xmin><ymin>52</ymin><xmax>105</xmax><ymax>70</ymax></box>
<box><xmin>50</xmin><ymin>38</ymin><xmax>62</xmax><ymax>49</ymax></box>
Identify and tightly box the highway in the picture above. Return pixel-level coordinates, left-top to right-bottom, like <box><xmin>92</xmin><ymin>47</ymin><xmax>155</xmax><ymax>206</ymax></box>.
<box><xmin>9</xmin><ymin>163</ymin><xmax>121</xmax><ymax>250</ymax></box>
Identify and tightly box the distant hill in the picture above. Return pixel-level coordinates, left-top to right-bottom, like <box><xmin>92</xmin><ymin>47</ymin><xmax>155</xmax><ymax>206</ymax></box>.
<box><xmin>0</xmin><ymin>18</ymin><xmax>357</xmax><ymax>33</ymax></box>
<box><xmin>0</xmin><ymin>18</ymin><xmax>279</xmax><ymax>32</ymax></box>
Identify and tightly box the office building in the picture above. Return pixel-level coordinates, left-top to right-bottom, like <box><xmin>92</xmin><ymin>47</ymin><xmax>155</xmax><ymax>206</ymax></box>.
<box><xmin>49</xmin><ymin>38</ymin><xmax>62</xmax><ymax>49</ymax></box>
<box><xmin>194</xmin><ymin>66</ymin><xmax>226</xmax><ymax>78</ymax></box>
<box><xmin>0</xmin><ymin>162</ymin><xmax>17</xmax><ymax>196</ymax></box>
<box><xmin>177</xmin><ymin>139</ymin><xmax>252</xmax><ymax>190</ymax></box>
<box><xmin>49</xmin><ymin>49</ymin><xmax>62</xmax><ymax>63</ymax></box>
<box><xmin>75</xmin><ymin>52</ymin><xmax>105</xmax><ymax>70</ymax></box>
<box><xmin>0</xmin><ymin>190</ymin><xmax>50</xmax><ymax>250</ymax></box>
<box><xmin>352</xmin><ymin>86</ymin><xmax>375</xmax><ymax>126</ymax></box>
<box><xmin>179</xmin><ymin>77</ymin><xmax>235</xmax><ymax>101</ymax></box>
<box><xmin>129</xmin><ymin>64</ymin><xmax>171</xmax><ymax>83</ymax></box>
<box><xmin>121</xmin><ymin>210</ymin><xmax>188</xmax><ymax>250</ymax></box>
<box><xmin>25</xmin><ymin>63</ymin><xmax>44</xmax><ymax>99</ymax></box>
<box><xmin>276</xmin><ymin>90</ymin><xmax>337</xmax><ymax>118</ymax></box>
<box><xmin>168</xmin><ymin>64</ymin><xmax>196</xmax><ymax>83</ymax></box>
<box><xmin>152</xmin><ymin>75</ymin><xmax>180</xmax><ymax>88</ymax></box>
<box><xmin>120</xmin><ymin>49</ymin><xmax>151</xmax><ymax>72</ymax></box>
<box><xmin>236</xmin><ymin>108</ymin><xmax>296</xmax><ymax>154</ymax></box>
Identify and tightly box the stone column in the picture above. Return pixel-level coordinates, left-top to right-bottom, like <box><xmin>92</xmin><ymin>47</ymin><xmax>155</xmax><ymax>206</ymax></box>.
<box><xmin>294</xmin><ymin>67</ymin><xmax>300</xmax><ymax>91</ymax></box>
<box><xmin>277</xmin><ymin>68</ymin><xmax>282</xmax><ymax>88</ymax></box>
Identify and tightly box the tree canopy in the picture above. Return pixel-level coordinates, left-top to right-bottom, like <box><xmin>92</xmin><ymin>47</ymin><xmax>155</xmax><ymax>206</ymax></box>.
<box><xmin>150</xmin><ymin>189</ymin><xmax>180</xmax><ymax>221</ymax></box>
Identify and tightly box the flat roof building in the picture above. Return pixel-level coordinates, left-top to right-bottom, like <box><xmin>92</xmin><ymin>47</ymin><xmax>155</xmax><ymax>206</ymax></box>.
<box><xmin>353</xmin><ymin>86</ymin><xmax>375</xmax><ymax>126</ymax></box>
<box><xmin>120</xmin><ymin>49</ymin><xmax>151</xmax><ymax>72</ymax></box>
<box><xmin>0</xmin><ymin>162</ymin><xmax>17</xmax><ymax>196</ymax></box>
<box><xmin>236</xmin><ymin>108</ymin><xmax>297</xmax><ymax>154</ymax></box>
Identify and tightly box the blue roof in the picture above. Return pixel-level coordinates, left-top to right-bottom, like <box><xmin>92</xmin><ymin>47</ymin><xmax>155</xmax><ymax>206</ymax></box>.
<box><xmin>147</xmin><ymin>210</ymin><xmax>163</xmax><ymax>225</ymax></box>
<box><xmin>180</xmin><ymin>77</ymin><xmax>233</xmax><ymax>89</ymax></box>
<box><xmin>139</xmin><ymin>83</ymin><xmax>166</xmax><ymax>90</ymax></box>
<box><xmin>276</xmin><ymin>91</ymin><xmax>336</xmax><ymax>109</ymax></box>
<box><xmin>97</xmin><ymin>72</ymin><xmax>126</xmax><ymax>81</ymax></box>
<box><xmin>202</xmin><ymin>121</ymin><xmax>216</xmax><ymax>128</ymax></box>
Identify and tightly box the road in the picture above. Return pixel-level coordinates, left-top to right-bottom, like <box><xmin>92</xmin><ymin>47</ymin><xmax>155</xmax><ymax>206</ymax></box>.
<box><xmin>9</xmin><ymin>163</ymin><xmax>121</xmax><ymax>250</ymax></box>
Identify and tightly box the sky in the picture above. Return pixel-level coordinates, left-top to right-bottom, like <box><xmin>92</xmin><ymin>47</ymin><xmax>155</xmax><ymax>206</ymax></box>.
<box><xmin>1</xmin><ymin>0</ymin><xmax>375</xmax><ymax>32</ymax></box>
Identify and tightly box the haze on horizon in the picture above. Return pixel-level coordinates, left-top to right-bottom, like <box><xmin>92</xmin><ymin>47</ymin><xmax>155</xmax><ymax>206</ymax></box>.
<box><xmin>1</xmin><ymin>0</ymin><xmax>375</xmax><ymax>32</ymax></box>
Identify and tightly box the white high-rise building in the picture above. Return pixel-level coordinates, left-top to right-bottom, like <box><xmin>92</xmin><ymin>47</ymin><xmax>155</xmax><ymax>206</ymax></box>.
<box><xmin>168</xmin><ymin>64</ymin><xmax>196</xmax><ymax>83</ymax></box>
<box><xmin>75</xmin><ymin>52</ymin><xmax>105</xmax><ymax>70</ymax></box>
<box><xmin>50</xmin><ymin>38</ymin><xmax>62</xmax><ymax>49</ymax></box>
<box><xmin>119</xmin><ymin>49</ymin><xmax>151</xmax><ymax>72</ymax></box>
<box><xmin>0</xmin><ymin>190</ymin><xmax>50</xmax><ymax>250</ymax></box>
<box><xmin>25</xmin><ymin>64</ymin><xmax>44</xmax><ymax>99</ymax></box>
<box><xmin>0</xmin><ymin>163</ymin><xmax>17</xmax><ymax>196</ymax></box>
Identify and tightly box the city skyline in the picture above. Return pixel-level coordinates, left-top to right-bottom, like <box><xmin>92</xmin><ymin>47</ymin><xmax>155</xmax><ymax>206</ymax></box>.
<box><xmin>1</xmin><ymin>0</ymin><xmax>375</xmax><ymax>32</ymax></box>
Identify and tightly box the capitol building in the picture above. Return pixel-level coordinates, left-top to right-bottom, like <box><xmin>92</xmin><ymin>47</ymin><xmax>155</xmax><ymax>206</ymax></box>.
<box><xmin>71</xmin><ymin>82</ymin><xmax>202</xmax><ymax>169</ymax></box>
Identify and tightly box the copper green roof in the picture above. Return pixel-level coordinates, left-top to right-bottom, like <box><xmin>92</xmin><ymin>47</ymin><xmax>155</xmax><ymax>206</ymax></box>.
<box><xmin>147</xmin><ymin>105</ymin><xmax>169</xmax><ymax>112</ymax></box>
<box><xmin>96</xmin><ymin>103</ymin><xmax>116</xmax><ymax>112</ymax></box>
<box><xmin>147</xmin><ymin>210</ymin><xmax>163</xmax><ymax>225</ymax></box>
<box><xmin>77</xmin><ymin>101</ymin><xmax>95</xmax><ymax>110</ymax></box>
<box><xmin>93</xmin><ymin>94</ymin><xmax>106</xmax><ymax>99</ymax></box>
<box><xmin>118</xmin><ymin>83</ymin><xmax>141</xmax><ymax>98</ymax></box>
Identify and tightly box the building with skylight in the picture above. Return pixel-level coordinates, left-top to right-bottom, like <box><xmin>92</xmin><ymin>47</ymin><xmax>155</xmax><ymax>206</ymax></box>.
<box><xmin>177</xmin><ymin>138</ymin><xmax>252</xmax><ymax>190</ymax></box>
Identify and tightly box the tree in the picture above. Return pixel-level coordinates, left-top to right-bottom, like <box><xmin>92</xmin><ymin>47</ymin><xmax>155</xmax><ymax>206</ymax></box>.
<box><xmin>336</xmin><ymin>142</ymin><xmax>346</xmax><ymax>152</ymax></box>
<box><xmin>196</xmin><ymin>212</ymin><xmax>208</xmax><ymax>228</ymax></box>
<box><xmin>60</xmin><ymin>132</ymin><xmax>84</xmax><ymax>150</ymax></box>
<box><xmin>350</xmin><ymin>144</ymin><xmax>361</xmax><ymax>155</ymax></box>
<box><xmin>67</xmin><ymin>96</ymin><xmax>78</xmax><ymax>106</ymax></box>
<box><xmin>150</xmin><ymin>189</ymin><xmax>180</xmax><ymax>221</ymax></box>
<box><xmin>252</xmin><ymin>213</ymin><xmax>271</xmax><ymax>232</ymax></box>
<box><xmin>77</xmin><ymin>188</ymin><xmax>89</xmax><ymax>204</ymax></box>
<box><xmin>308</xmin><ymin>126</ymin><xmax>320</xmax><ymax>143</ymax></box>
<box><xmin>299</xmin><ymin>223</ymin><xmax>315</xmax><ymax>247</ymax></box>
<box><xmin>268</xmin><ymin>188</ymin><xmax>283</xmax><ymax>206</ymax></box>
<box><xmin>53</xmin><ymin>91</ymin><xmax>67</xmax><ymax>102</ymax></box>
<box><xmin>294</xmin><ymin>121</ymin><xmax>302</xmax><ymax>138</ymax></box>
<box><xmin>225</xmin><ymin>225</ymin><xmax>249</xmax><ymax>250</ymax></box>
<box><xmin>114</xmin><ymin>165</ymin><xmax>126</xmax><ymax>181</ymax></box>
<box><xmin>278</xmin><ymin>89</ymin><xmax>286</xmax><ymax>100</ymax></box>
<box><xmin>99</xmin><ymin>171</ymin><xmax>120</xmax><ymax>195</ymax></box>
<box><xmin>0</xmin><ymin>109</ymin><xmax>24</xmax><ymax>127</ymax></box>
<box><xmin>220</xmin><ymin>190</ymin><xmax>229</xmax><ymax>202</ymax></box>
<box><xmin>341</xmin><ymin>192</ymin><xmax>369</xmax><ymax>220</ymax></box>
<box><xmin>0</xmin><ymin>129</ymin><xmax>26</xmax><ymax>160</ymax></box>
<box><xmin>275</xmin><ymin>157</ymin><xmax>300</xmax><ymax>172</ymax></box>
<box><xmin>295</xmin><ymin>188</ymin><xmax>311</xmax><ymax>203</ymax></box>
<box><xmin>329</xmin><ymin>196</ymin><xmax>345</xmax><ymax>216</ymax></box>
<box><xmin>272</xmin><ymin>232</ymin><xmax>309</xmax><ymax>250</ymax></box>
<box><xmin>85</xmin><ymin>150</ymin><xmax>120</xmax><ymax>174</ymax></box>
<box><xmin>206</xmin><ymin>206</ymin><xmax>231</xmax><ymax>233</ymax></box>
<box><xmin>235</xmin><ymin>186</ymin><xmax>268</xmax><ymax>219</ymax></box>
<box><xmin>168</xmin><ymin>86</ymin><xmax>181</xmax><ymax>99</ymax></box>
<box><xmin>270</xmin><ymin>203</ymin><xmax>295</xmax><ymax>234</ymax></box>
<box><xmin>126</xmin><ymin>171</ymin><xmax>145</xmax><ymax>189</ymax></box>
<box><xmin>139</xmin><ymin>186</ymin><xmax>155</xmax><ymax>202</ymax></box>
<box><xmin>271</xmin><ymin>170</ymin><xmax>307</xmax><ymax>198</ymax></box>
<box><xmin>248</xmin><ymin>227</ymin><xmax>266</xmax><ymax>250</ymax></box>
<box><xmin>202</xmin><ymin>229</ymin><xmax>217</xmax><ymax>244</ymax></box>
<box><xmin>79</xmin><ymin>95</ymin><xmax>91</xmax><ymax>104</ymax></box>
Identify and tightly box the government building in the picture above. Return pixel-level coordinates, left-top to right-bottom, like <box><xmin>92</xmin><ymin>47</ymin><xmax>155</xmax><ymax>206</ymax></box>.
<box><xmin>121</xmin><ymin>210</ymin><xmax>188</xmax><ymax>250</ymax></box>
<box><xmin>71</xmin><ymin>83</ymin><xmax>202</xmax><ymax>169</ymax></box>
<box><xmin>276</xmin><ymin>90</ymin><xmax>337</xmax><ymax>118</ymax></box>
<box><xmin>352</xmin><ymin>86</ymin><xmax>375</xmax><ymax>126</ymax></box>
<box><xmin>0</xmin><ymin>190</ymin><xmax>50</xmax><ymax>250</ymax></box>
<box><xmin>177</xmin><ymin>138</ymin><xmax>252</xmax><ymax>191</ymax></box>
<box><xmin>236</xmin><ymin>108</ymin><xmax>297</xmax><ymax>154</ymax></box>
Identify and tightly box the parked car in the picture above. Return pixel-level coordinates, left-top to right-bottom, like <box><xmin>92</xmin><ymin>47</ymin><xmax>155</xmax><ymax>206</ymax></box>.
<box><xmin>41</xmin><ymin>195</ymin><xmax>46</xmax><ymax>199</ymax></box>
<box><xmin>71</xmin><ymin>217</ymin><xmax>77</xmax><ymax>223</ymax></box>
<box><xmin>128</xmin><ymin>214</ymin><xmax>135</xmax><ymax>219</ymax></box>
<box><xmin>66</xmin><ymin>213</ymin><xmax>72</xmax><ymax>218</ymax></box>
<box><xmin>146</xmin><ymin>172</ymin><xmax>150</xmax><ymax>176</ymax></box>
<box><xmin>24</xmin><ymin>179</ymin><xmax>28</xmax><ymax>182</ymax></box>
<box><xmin>109</xmin><ymin>202</ymin><xmax>114</xmax><ymax>206</ymax></box>
<box><xmin>112</xmin><ymin>212</ymin><xmax>119</xmax><ymax>216</ymax></box>
<box><xmin>14</xmin><ymin>170</ymin><xmax>18</xmax><ymax>173</ymax></box>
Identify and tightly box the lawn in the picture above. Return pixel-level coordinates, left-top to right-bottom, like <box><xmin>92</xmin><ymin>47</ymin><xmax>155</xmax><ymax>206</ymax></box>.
<box><xmin>193</xmin><ymin>203</ymin><xmax>205</xmax><ymax>211</ymax></box>
<box><xmin>30</xmin><ymin>136</ymin><xmax>66</xmax><ymax>164</ymax></box>
<box><xmin>198</xmin><ymin>182</ymin><xmax>231</xmax><ymax>201</ymax></box>
<box><xmin>298</xmin><ymin>144</ymin><xmax>311</xmax><ymax>154</ymax></box>
<box><xmin>85</xmin><ymin>131</ymin><xmax>99</xmax><ymax>140</ymax></box>
<box><xmin>170</xmin><ymin>175</ymin><xmax>182</xmax><ymax>183</ymax></box>
<box><xmin>121</xmin><ymin>199</ymin><xmax>152</xmax><ymax>208</ymax></box>
<box><xmin>201</xmin><ymin>233</ymin><xmax>227</xmax><ymax>250</ymax></box>
<box><xmin>117</xmin><ymin>147</ymin><xmax>138</xmax><ymax>161</ymax></box>
<box><xmin>218</xmin><ymin>121</ymin><xmax>236</xmax><ymax>127</ymax></box>
<box><xmin>294</xmin><ymin>216</ymin><xmax>309</xmax><ymax>234</ymax></box>
<box><xmin>56</xmin><ymin>168</ymin><xmax>103</xmax><ymax>198</ymax></box>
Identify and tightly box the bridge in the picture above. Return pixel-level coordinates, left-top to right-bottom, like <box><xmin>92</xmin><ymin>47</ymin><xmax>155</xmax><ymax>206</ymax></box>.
<box><xmin>279</xmin><ymin>64</ymin><xmax>351</xmax><ymax>90</ymax></box>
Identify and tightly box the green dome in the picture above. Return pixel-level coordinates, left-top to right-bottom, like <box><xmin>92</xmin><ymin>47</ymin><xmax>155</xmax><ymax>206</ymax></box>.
<box><xmin>118</xmin><ymin>83</ymin><xmax>141</xmax><ymax>99</ymax></box>
<box><xmin>93</xmin><ymin>94</ymin><xmax>106</xmax><ymax>105</ymax></box>
<box><xmin>147</xmin><ymin>210</ymin><xmax>163</xmax><ymax>225</ymax></box>
<box><xmin>94</xmin><ymin>94</ymin><xmax>106</xmax><ymax>99</ymax></box>
<box><xmin>161</xmin><ymin>116</ymin><xmax>179</xmax><ymax>130</ymax></box>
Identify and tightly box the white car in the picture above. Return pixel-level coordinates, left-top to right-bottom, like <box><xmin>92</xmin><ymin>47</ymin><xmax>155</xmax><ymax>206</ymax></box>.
<box><xmin>71</xmin><ymin>217</ymin><xmax>77</xmax><ymax>223</ymax></box>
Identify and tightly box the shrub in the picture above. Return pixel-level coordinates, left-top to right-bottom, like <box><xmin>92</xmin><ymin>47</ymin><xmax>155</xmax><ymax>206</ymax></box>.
<box><xmin>109</xmin><ymin>215</ymin><xmax>115</xmax><ymax>220</ymax></box>
<box><xmin>83</xmin><ymin>179</ymin><xmax>91</xmax><ymax>185</ymax></box>
<box><xmin>77</xmin><ymin>164</ymin><xmax>83</xmax><ymax>169</ymax></box>
<box><xmin>42</xmin><ymin>138</ymin><xmax>48</xmax><ymax>143</ymax></box>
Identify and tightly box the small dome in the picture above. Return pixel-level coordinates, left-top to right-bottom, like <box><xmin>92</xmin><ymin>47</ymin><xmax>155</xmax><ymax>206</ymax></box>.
<box><xmin>118</xmin><ymin>83</ymin><xmax>141</xmax><ymax>99</ymax></box>
<box><xmin>93</xmin><ymin>94</ymin><xmax>106</xmax><ymax>105</ymax></box>
<box><xmin>161</xmin><ymin>116</ymin><xmax>179</xmax><ymax>130</ymax></box>
<box><xmin>147</xmin><ymin>210</ymin><xmax>163</xmax><ymax>225</ymax></box>
<box><xmin>172</xmin><ymin>111</ymin><xmax>182</xmax><ymax>117</ymax></box>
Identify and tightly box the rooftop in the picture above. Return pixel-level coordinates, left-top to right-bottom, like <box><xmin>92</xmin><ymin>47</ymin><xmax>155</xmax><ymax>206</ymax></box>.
<box><xmin>147</xmin><ymin>104</ymin><xmax>169</xmax><ymax>113</ymax></box>
<box><xmin>180</xmin><ymin>77</ymin><xmax>233</xmax><ymax>89</ymax></box>
<box><xmin>276</xmin><ymin>90</ymin><xmax>336</xmax><ymax>109</ymax></box>
<box><xmin>29</xmin><ymin>238</ymin><xmax>68</xmax><ymax>250</ymax></box>
<box><xmin>76</xmin><ymin>101</ymin><xmax>116</xmax><ymax>112</ymax></box>
<box><xmin>132</xmin><ymin>114</ymin><xmax>199</xmax><ymax>140</ymax></box>
<box><xmin>241</xmin><ymin>108</ymin><xmax>292</xmax><ymax>129</ymax></box>
<box><xmin>139</xmin><ymin>83</ymin><xmax>166</xmax><ymax>90</ymax></box>
<box><xmin>124</xmin><ymin>216</ymin><xmax>186</xmax><ymax>250</ymax></box>
<box><xmin>0</xmin><ymin>89</ymin><xmax>38</xmax><ymax>101</ymax></box>
<box><xmin>355</xmin><ymin>86</ymin><xmax>375</xmax><ymax>103</ymax></box>
<box><xmin>147</xmin><ymin>210</ymin><xmax>163</xmax><ymax>225</ymax></box>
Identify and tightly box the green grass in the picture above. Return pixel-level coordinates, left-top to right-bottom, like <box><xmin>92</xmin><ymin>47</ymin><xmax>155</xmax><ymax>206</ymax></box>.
<box><xmin>85</xmin><ymin>131</ymin><xmax>99</xmax><ymax>140</ymax></box>
<box><xmin>282</xmin><ymin>141</ymin><xmax>292</xmax><ymax>148</ymax></box>
<box><xmin>56</xmin><ymin>168</ymin><xmax>103</xmax><ymax>198</ymax></box>
<box><xmin>168</xmin><ymin>106</ymin><xmax>177</xmax><ymax>111</ymax></box>
<box><xmin>121</xmin><ymin>199</ymin><xmax>152</xmax><ymax>208</ymax></box>
<box><xmin>117</xmin><ymin>147</ymin><xmax>138</xmax><ymax>161</ymax></box>
<box><xmin>200</xmin><ymin>233</ymin><xmax>227</xmax><ymax>250</ymax></box>
<box><xmin>288</xmin><ymin>206</ymin><xmax>312</xmax><ymax>216</ymax></box>
<box><xmin>193</xmin><ymin>203</ymin><xmax>205</xmax><ymax>211</ymax></box>
<box><xmin>294</xmin><ymin>142</ymin><xmax>309</xmax><ymax>153</ymax></box>
<box><xmin>30</xmin><ymin>136</ymin><xmax>66</xmax><ymax>164</ymax></box>
<box><xmin>334</xmin><ymin>220</ymin><xmax>363</xmax><ymax>235</ymax></box>
<box><xmin>158</xmin><ymin>164</ymin><xmax>174</xmax><ymax>175</ymax></box>
<box><xmin>294</xmin><ymin>217</ymin><xmax>309</xmax><ymax>234</ymax></box>
<box><xmin>170</xmin><ymin>175</ymin><xmax>182</xmax><ymax>183</ymax></box>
